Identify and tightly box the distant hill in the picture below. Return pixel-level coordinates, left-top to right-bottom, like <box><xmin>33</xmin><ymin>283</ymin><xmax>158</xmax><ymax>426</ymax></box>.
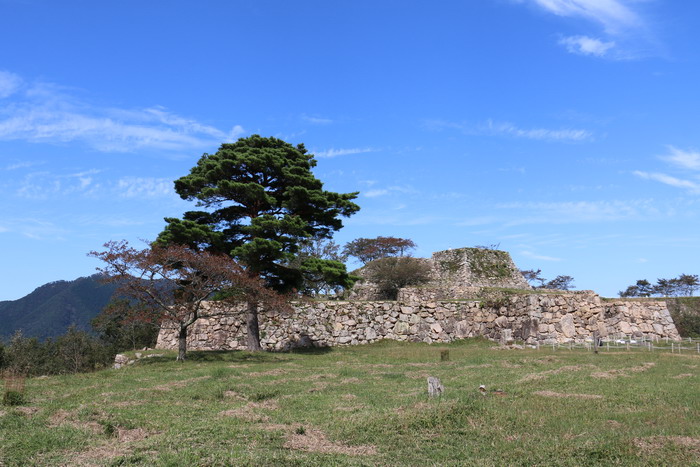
<box><xmin>0</xmin><ymin>275</ymin><xmax>118</xmax><ymax>340</ymax></box>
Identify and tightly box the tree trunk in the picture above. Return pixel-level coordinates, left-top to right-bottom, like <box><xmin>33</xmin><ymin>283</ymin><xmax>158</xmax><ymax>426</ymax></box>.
<box><xmin>177</xmin><ymin>327</ymin><xmax>187</xmax><ymax>361</ymax></box>
<box><xmin>246</xmin><ymin>300</ymin><xmax>263</xmax><ymax>351</ymax></box>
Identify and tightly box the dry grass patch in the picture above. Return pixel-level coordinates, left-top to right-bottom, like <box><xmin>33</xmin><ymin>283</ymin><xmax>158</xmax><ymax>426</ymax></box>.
<box><xmin>591</xmin><ymin>362</ymin><xmax>655</xmax><ymax>379</ymax></box>
<box><xmin>116</xmin><ymin>427</ymin><xmax>150</xmax><ymax>443</ymax></box>
<box><xmin>285</xmin><ymin>428</ymin><xmax>376</xmax><ymax>456</ymax></box>
<box><xmin>13</xmin><ymin>406</ymin><xmax>39</xmax><ymax>416</ymax></box>
<box><xmin>219</xmin><ymin>398</ymin><xmax>279</xmax><ymax>422</ymax></box>
<box><xmin>633</xmin><ymin>436</ymin><xmax>700</xmax><ymax>455</ymax></box>
<box><xmin>519</xmin><ymin>364</ymin><xmax>596</xmax><ymax>382</ymax></box>
<box><xmin>258</xmin><ymin>423</ymin><xmax>377</xmax><ymax>456</ymax></box>
<box><xmin>151</xmin><ymin>375</ymin><xmax>210</xmax><ymax>391</ymax></box>
<box><xmin>672</xmin><ymin>373</ymin><xmax>695</xmax><ymax>379</ymax></box>
<box><xmin>533</xmin><ymin>390</ymin><xmax>603</xmax><ymax>400</ymax></box>
<box><xmin>247</xmin><ymin>368</ymin><xmax>292</xmax><ymax>377</ymax></box>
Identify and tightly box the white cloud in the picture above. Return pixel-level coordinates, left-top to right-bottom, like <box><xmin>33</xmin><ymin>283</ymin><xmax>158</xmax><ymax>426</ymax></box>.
<box><xmin>426</xmin><ymin>119</ymin><xmax>592</xmax><ymax>142</ymax></box>
<box><xmin>661</xmin><ymin>146</ymin><xmax>700</xmax><ymax>171</ymax></box>
<box><xmin>632</xmin><ymin>147</ymin><xmax>700</xmax><ymax>194</ymax></box>
<box><xmin>365</xmin><ymin>189</ymin><xmax>388</xmax><ymax>198</ymax></box>
<box><xmin>520</xmin><ymin>250</ymin><xmax>562</xmax><ymax>261</ymax></box>
<box><xmin>531</xmin><ymin>0</ymin><xmax>641</xmax><ymax>34</ymax></box>
<box><xmin>315</xmin><ymin>147</ymin><xmax>374</xmax><ymax>158</ymax></box>
<box><xmin>0</xmin><ymin>73</ymin><xmax>245</xmax><ymax>153</ymax></box>
<box><xmin>559</xmin><ymin>35</ymin><xmax>616</xmax><ymax>57</ymax></box>
<box><xmin>363</xmin><ymin>185</ymin><xmax>415</xmax><ymax>198</ymax></box>
<box><xmin>0</xmin><ymin>71</ymin><xmax>22</xmax><ymax>98</ymax></box>
<box><xmin>483</xmin><ymin>120</ymin><xmax>592</xmax><ymax>141</ymax></box>
<box><xmin>633</xmin><ymin>171</ymin><xmax>700</xmax><ymax>193</ymax></box>
<box><xmin>301</xmin><ymin>114</ymin><xmax>333</xmax><ymax>125</ymax></box>
<box><xmin>116</xmin><ymin>177</ymin><xmax>174</xmax><ymax>199</ymax></box>
<box><xmin>16</xmin><ymin>169</ymin><xmax>103</xmax><ymax>199</ymax></box>
<box><xmin>497</xmin><ymin>199</ymin><xmax>652</xmax><ymax>224</ymax></box>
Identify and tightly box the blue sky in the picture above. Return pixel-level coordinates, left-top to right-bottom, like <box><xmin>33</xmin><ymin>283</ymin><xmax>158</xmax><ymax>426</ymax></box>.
<box><xmin>1</xmin><ymin>0</ymin><xmax>699</xmax><ymax>300</ymax></box>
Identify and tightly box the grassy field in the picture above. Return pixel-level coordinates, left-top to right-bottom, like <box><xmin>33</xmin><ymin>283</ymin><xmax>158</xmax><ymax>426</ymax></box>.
<box><xmin>1</xmin><ymin>339</ymin><xmax>698</xmax><ymax>466</ymax></box>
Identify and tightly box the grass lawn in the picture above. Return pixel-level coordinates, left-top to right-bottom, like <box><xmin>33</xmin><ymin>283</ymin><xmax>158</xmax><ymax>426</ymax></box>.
<box><xmin>1</xmin><ymin>339</ymin><xmax>698</xmax><ymax>466</ymax></box>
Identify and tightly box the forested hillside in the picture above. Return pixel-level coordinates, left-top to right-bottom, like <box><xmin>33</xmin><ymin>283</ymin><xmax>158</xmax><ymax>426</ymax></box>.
<box><xmin>0</xmin><ymin>275</ymin><xmax>117</xmax><ymax>340</ymax></box>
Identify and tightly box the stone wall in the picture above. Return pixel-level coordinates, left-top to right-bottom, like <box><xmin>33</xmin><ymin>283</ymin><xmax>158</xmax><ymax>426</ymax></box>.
<box><xmin>156</xmin><ymin>292</ymin><xmax>681</xmax><ymax>352</ymax></box>
<box><xmin>349</xmin><ymin>247</ymin><xmax>530</xmax><ymax>301</ymax></box>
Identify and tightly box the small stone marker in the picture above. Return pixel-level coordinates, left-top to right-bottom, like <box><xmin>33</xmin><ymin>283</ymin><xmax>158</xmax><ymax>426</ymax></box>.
<box><xmin>501</xmin><ymin>329</ymin><xmax>514</xmax><ymax>346</ymax></box>
<box><xmin>427</xmin><ymin>376</ymin><xmax>444</xmax><ymax>397</ymax></box>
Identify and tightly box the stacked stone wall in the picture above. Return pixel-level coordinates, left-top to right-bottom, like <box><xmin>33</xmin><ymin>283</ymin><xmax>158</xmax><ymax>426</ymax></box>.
<box><xmin>156</xmin><ymin>292</ymin><xmax>681</xmax><ymax>351</ymax></box>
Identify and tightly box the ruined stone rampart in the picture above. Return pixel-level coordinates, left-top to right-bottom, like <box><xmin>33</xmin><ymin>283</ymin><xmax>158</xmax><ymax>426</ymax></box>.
<box><xmin>156</xmin><ymin>292</ymin><xmax>681</xmax><ymax>351</ymax></box>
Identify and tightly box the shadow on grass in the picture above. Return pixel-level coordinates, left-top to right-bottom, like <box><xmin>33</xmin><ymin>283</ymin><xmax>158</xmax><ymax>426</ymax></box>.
<box><xmin>186</xmin><ymin>350</ymin><xmax>292</xmax><ymax>364</ymax></box>
<box><xmin>289</xmin><ymin>345</ymin><xmax>334</xmax><ymax>355</ymax></box>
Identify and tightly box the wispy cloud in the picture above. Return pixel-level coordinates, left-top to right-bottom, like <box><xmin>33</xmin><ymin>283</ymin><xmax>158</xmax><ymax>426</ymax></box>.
<box><xmin>315</xmin><ymin>147</ymin><xmax>374</xmax><ymax>158</ymax></box>
<box><xmin>3</xmin><ymin>160</ymin><xmax>43</xmax><ymax>171</ymax></box>
<box><xmin>531</xmin><ymin>0</ymin><xmax>641</xmax><ymax>34</ymax></box>
<box><xmin>521</xmin><ymin>0</ymin><xmax>652</xmax><ymax>59</ymax></box>
<box><xmin>0</xmin><ymin>72</ymin><xmax>245</xmax><ymax>153</ymax></box>
<box><xmin>116</xmin><ymin>177</ymin><xmax>175</xmax><ymax>199</ymax></box>
<box><xmin>0</xmin><ymin>217</ymin><xmax>68</xmax><ymax>240</ymax></box>
<box><xmin>301</xmin><ymin>114</ymin><xmax>333</xmax><ymax>125</ymax></box>
<box><xmin>661</xmin><ymin>146</ymin><xmax>700</xmax><ymax>171</ymax></box>
<box><xmin>16</xmin><ymin>170</ymin><xmax>102</xmax><ymax>199</ymax></box>
<box><xmin>364</xmin><ymin>185</ymin><xmax>416</xmax><ymax>198</ymax></box>
<box><xmin>633</xmin><ymin>171</ymin><xmax>700</xmax><ymax>193</ymax></box>
<box><xmin>425</xmin><ymin>118</ymin><xmax>592</xmax><ymax>142</ymax></box>
<box><xmin>0</xmin><ymin>70</ymin><xmax>23</xmax><ymax>98</ymax></box>
<box><xmin>559</xmin><ymin>35</ymin><xmax>615</xmax><ymax>57</ymax></box>
<box><xmin>520</xmin><ymin>250</ymin><xmax>562</xmax><ymax>261</ymax></box>
<box><xmin>497</xmin><ymin>199</ymin><xmax>655</xmax><ymax>224</ymax></box>
<box><xmin>633</xmin><ymin>146</ymin><xmax>700</xmax><ymax>194</ymax></box>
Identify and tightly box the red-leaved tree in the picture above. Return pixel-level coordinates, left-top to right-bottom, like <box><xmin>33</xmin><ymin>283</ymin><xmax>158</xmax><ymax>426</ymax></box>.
<box><xmin>89</xmin><ymin>241</ymin><xmax>286</xmax><ymax>360</ymax></box>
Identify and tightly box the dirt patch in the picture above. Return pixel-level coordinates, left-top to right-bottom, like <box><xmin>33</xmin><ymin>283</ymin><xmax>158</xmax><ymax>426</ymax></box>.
<box><xmin>69</xmin><ymin>444</ymin><xmax>129</xmax><ymax>465</ymax></box>
<box><xmin>307</xmin><ymin>382</ymin><xmax>331</xmax><ymax>393</ymax></box>
<box><xmin>223</xmin><ymin>390</ymin><xmax>247</xmax><ymax>400</ymax></box>
<box><xmin>606</xmin><ymin>420</ymin><xmax>623</xmax><ymax>428</ymax></box>
<box><xmin>48</xmin><ymin>409</ymin><xmax>105</xmax><ymax>435</ymax></box>
<box><xmin>591</xmin><ymin>362</ymin><xmax>655</xmax><ymax>379</ymax></box>
<box><xmin>519</xmin><ymin>364</ymin><xmax>596</xmax><ymax>382</ymax></box>
<box><xmin>340</xmin><ymin>377</ymin><xmax>361</xmax><ymax>384</ymax></box>
<box><xmin>285</xmin><ymin>428</ymin><xmax>376</xmax><ymax>456</ymax></box>
<box><xmin>672</xmin><ymin>373</ymin><xmax>695</xmax><ymax>379</ymax></box>
<box><xmin>341</xmin><ymin>393</ymin><xmax>358</xmax><ymax>400</ymax></box>
<box><xmin>259</xmin><ymin>423</ymin><xmax>376</xmax><ymax>456</ymax></box>
<box><xmin>219</xmin><ymin>399</ymin><xmax>279</xmax><ymax>422</ymax></box>
<box><xmin>500</xmin><ymin>361</ymin><xmax>522</xmax><ymax>368</ymax></box>
<box><xmin>151</xmin><ymin>375</ymin><xmax>211</xmax><ymax>391</ymax></box>
<box><xmin>533</xmin><ymin>390</ymin><xmax>603</xmax><ymax>400</ymax></box>
<box><xmin>117</xmin><ymin>427</ymin><xmax>149</xmax><ymax>443</ymax></box>
<box><xmin>634</xmin><ymin>436</ymin><xmax>700</xmax><ymax>454</ymax></box>
<box><xmin>14</xmin><ymin>406</ymin><xmax>39</xmax><ymax>416</ymax></box>
<box><xmin>247</xmin><ymin>368</ymin><xmax>291</xmax><ymax>377</ymax></box>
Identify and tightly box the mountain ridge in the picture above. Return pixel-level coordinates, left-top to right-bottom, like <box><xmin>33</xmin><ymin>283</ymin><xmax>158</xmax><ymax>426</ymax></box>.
<box><xmin>0</xmin><ymin>274</ymin><xmax>118</xmax><ymax>340</ymax></box>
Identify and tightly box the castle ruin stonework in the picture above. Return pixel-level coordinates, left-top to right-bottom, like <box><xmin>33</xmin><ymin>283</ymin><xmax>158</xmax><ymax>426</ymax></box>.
<box><xmin>156</xmin><ymin>248</ymin><xmax>681</xmax><ymax>351</ymax></box>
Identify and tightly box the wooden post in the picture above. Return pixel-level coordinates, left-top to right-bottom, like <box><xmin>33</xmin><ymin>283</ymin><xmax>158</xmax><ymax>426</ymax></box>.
<box><xmin>440</xmin><ymin>349</ymin><xmax>450</xmax><ymax>362</ymax></box>
<box><xmin>593</xmin><ymin>331</ymin><xmax>599</xmax><ymax>354</ymax></box>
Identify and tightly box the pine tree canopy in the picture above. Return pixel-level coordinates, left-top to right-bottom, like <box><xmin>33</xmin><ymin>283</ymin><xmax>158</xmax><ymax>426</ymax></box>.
<box><xmin>157</xmin><ymin>135</ymin><xmax>360</xmax><ymax>293</ymax></box>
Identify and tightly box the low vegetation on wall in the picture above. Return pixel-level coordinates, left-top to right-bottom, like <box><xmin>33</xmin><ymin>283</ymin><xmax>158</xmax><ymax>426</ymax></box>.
<box><xmin>665</xmin><ymin>297</ymin><xmax>700</xmax><ymax>337</ymax></box>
